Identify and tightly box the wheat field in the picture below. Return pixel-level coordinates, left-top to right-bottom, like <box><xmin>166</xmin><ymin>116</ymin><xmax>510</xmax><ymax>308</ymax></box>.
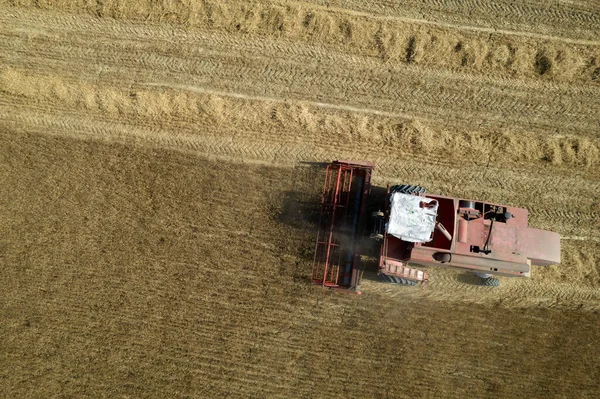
<box><xmin>1</xmin><ymin>1</ymin><xmax>599</xmax><ymax>398</ymax></box>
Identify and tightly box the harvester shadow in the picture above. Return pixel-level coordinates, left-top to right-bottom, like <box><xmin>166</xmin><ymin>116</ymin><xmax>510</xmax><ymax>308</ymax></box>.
<box><xmin>273</xmin><ymin>163</ymin><xmax>326</xmax><ymax>284</ymax></box>
<box><xmin>277</xmin><ymin>190</ymin><xmax>321</xmax><ymax>232</ymax></box>
<box><xmin>364</xmin><ymin>185</ymin><xmax>388</xmax><ymax>215</ymax></box>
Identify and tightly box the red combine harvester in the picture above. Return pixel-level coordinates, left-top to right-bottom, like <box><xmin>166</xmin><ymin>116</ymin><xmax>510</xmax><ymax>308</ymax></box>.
<box><xmin>312</xmin><ymin>161</ymin><xmax>561</xmax><ymax>291</ymax></box>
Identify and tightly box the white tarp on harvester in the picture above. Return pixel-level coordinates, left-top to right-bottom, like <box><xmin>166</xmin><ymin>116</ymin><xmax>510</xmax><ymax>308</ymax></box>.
<box><xmin>387</xmin><ymin>193</ymin><xmax>438</xmax><ymax>243</ymax></box>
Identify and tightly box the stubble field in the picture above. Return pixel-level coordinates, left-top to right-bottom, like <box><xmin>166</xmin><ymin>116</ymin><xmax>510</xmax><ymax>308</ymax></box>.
<box><xmin>1</xmin><ymin>1</ymin><xmax>599</xmax><ymax>397</ymax></box>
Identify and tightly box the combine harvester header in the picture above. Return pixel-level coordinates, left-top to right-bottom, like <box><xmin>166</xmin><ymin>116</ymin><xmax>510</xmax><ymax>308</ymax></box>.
<box><xmin>311</xmin><ymin>161</ymin><xmax>374</xmax><ymax>294</ymax></box>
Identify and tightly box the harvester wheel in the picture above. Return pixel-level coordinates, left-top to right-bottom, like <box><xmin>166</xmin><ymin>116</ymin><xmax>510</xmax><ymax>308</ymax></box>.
<box><xmin>378</xmin><ymin>274</ymin><xmax>418</xmax><ymax>286</ymax></box>
<box><xmin>391</xmin><ymin>184</ymin><xmax>427</xmax><ymax>195</ymax></box>
<box><xmin>481</xmin><ymin>277</ymin><xmax>500</xmax><ymax>287</ymax></box>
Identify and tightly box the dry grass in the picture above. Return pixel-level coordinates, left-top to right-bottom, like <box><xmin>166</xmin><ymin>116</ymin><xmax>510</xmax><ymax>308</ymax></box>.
<box><xmin>1</xmin><ymin>0</ymin><xmax>600</xmax><ymax>397</ymax></box>
<box><xmin>2</xmin><ymin>68</ymin><xmax>599</xmax><ymax>168</ymax></box>
<box><xmin>1</xmin><ymin>131</ymin><xmax>600</xmax><ymax>398</ymax></box>
<box><xmin>4</xmin><ymin>0</ymin><xmax>600</xmax><ymax>84</ymax></box>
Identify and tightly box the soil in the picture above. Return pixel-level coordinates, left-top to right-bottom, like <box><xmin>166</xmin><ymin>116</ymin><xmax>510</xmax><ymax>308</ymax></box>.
<box><xmin>1</xmin><ymin>1</ymin><xmax>599</xmax><ymax>398</ymax></box>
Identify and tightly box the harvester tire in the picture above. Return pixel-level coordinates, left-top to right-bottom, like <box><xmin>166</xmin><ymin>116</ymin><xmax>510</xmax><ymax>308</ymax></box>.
<box><xmin>400</xmin><ymin>278</ymin><xmax>418</xmax><ymax>286</ymax></box>
<box><xmin>391</xmin><ymin>184</ymin><xmax>427</xmax><ymax>195</ymax></box>
<box><xmin>481</xmin><ymin>277</ymin><xmax>500</xmax><ymax>287</ymax></box>
<box><xmin>379</xmin><ymin>274</ymin><xmax>418</xmax><ymax>286</ymax></box>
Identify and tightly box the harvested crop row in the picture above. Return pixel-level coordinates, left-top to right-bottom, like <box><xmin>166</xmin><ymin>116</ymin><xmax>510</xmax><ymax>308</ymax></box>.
<box><xmin>2</xmin><ymin>68</ymin><xmax>599</xmax><ymax>170</ymax></box>
<box><xmin>2</xmin><ymin>2</ymin><xmax>600</xmax><ymax>84</ymax></box>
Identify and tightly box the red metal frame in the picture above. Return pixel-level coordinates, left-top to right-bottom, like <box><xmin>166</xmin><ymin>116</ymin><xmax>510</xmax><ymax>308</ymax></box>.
<box><xmin>312</xmin><ymin>161</ymin><xmax>374</xmax><ymax>292</ymax></box>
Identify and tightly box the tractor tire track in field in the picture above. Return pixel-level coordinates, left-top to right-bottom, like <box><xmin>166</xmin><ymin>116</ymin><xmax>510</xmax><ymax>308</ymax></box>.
<box><xmin>1</xmin><ymin>11</ymin><xmax>600</xmax><ymax>137</ymax></box>
<box><xmin>7</xmin><ymin>0</ymin><xmax>600</xmax><ymax>43</ymax></box>
<box><xmin>298</xmin><ymin>0</ymin><xmax>600</xmax><ymax>42</ymax></box>
<box><xmin>2</xmin><ymin>7</ymin><xmax>600</xmax><ymax>88</ymax></box>
<box><xmin>2</xmin><ymin>4</ymin><xmax>600</xmax><ymax>86</ymax></box>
